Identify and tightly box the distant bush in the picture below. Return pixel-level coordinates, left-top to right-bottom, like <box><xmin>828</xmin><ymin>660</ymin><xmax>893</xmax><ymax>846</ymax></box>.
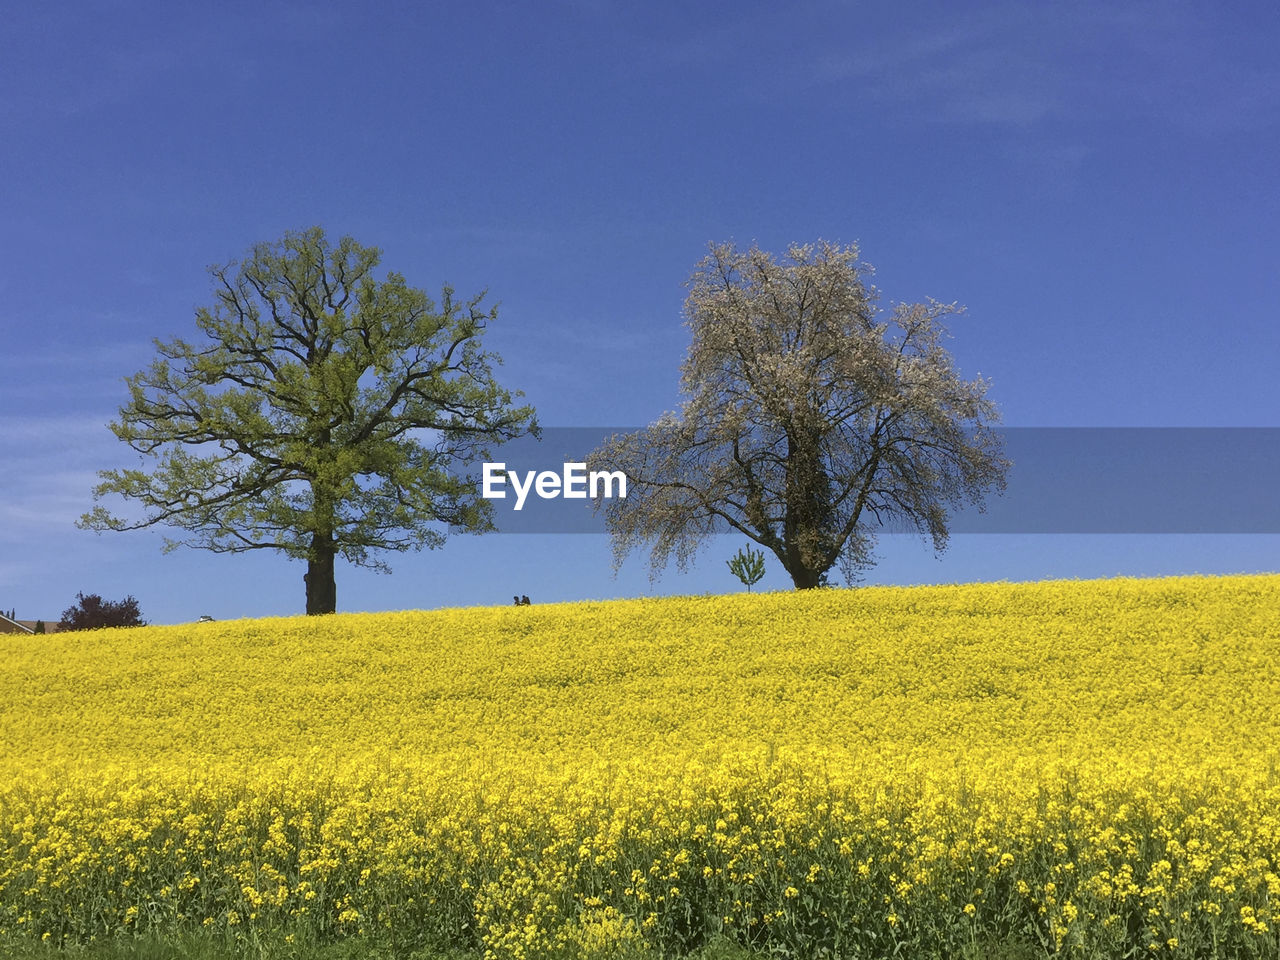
<box><xmin>58</xmin><ymin>593</ymin><xmax>146</xmax><ymax>631</ymax></box>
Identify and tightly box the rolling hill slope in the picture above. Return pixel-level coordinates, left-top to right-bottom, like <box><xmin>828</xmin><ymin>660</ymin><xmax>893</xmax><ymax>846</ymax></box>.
<box><xmin>2</xmin><ymin>574</ymin><xmax>1278</xmax><ymax>957</ymax></box>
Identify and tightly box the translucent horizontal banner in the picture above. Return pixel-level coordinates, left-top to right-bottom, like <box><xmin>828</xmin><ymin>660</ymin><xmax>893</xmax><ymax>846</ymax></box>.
<box><xmin>467</xmin><ymin>427</ymin><xmax>1280</xmax><ymax>534</ymax></box>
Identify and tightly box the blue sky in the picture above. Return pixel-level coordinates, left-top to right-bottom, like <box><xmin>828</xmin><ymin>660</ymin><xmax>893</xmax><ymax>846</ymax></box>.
<box><xmin>2</xmin><ymin>0</ymin><xmax>1278</xmax><ymax>624</ymax></box>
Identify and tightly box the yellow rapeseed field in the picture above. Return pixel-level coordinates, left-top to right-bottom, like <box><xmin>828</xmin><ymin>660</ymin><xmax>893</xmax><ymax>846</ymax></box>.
<box><xmin>2</xmin><ymin>574</ymin><xmax>1279</xmax><ymax>958</ymax></box>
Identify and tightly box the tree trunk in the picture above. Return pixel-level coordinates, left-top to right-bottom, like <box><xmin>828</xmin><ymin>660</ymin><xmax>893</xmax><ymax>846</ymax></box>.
<box><xmin>782</xmin><ymin>428</ymin><xmax>832</xmax><ymax>591</ymax></box>
<box><xmin>306</xmin><ymin>471</ymin><xmax>338</xmax><ymax>615</ymax></box>
<box><xmin>788</xmin><ymin>564</ymin><xmax>824</xmax><ymax>590</ymax></box>
<box><xmin>304</xmin><ymin>535</ymin><xmax>337</xmax><ymax>614</ymax></box>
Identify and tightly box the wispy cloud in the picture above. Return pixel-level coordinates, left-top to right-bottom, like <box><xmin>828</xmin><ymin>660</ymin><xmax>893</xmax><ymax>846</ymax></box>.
<box><xmin>1069</xmin><ymin>3</ymin><xmax>1280</xmax><ymax>135</ymax></box>
<box><xmin>809</xmin><ymin>6</ymin><xmax>1059</xmax><ymax>127</ymax></box>
<box><xmin>813</xmin><ymin>13</ymin><xmax>1013</xmax><ymax>84</ymax></box>
<box><xmin>0</xmin><ymin>470</ymin><xmax>101</xmax><ymax>544</ymax></box>
<box><xmin>0</xmin><ymin>561</ymin><xmax>28</xmax><ymax>589</ymax></box>
<box><xmin>0</xmin><ymin>340</ymin><xmax>149</xmax><ymax>414</ymax></box>
<box><xmin>0</xmin><ymin>340</ymin><xmax>148</xmax><ymax>374</ymax></box>
<box><xmin>0</xmin><ymin>414</ymin><xmax>110</xmax><ymax>445</ymax></box>
<box><xmin>0</xmin><ymin>414</ymin><xmax>125</xmax><ymax>547</ymax></box>
<box><xmin>807</xmin><ymin>1</ymin><xmax>1280</xmax><ymax>135</ymax></box>
<box><xmin>0</xmin><ymin>2</ymin><xmax>344</xmax><ymax>121</ymax></box>
<box><xmin>0</xmin><ymin>8</ymin><xmax>183</xmax><ymax>119</ymax></box>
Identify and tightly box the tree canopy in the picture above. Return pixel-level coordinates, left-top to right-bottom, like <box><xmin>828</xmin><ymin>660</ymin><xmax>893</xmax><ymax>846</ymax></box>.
<box><xmin>81</xmin><ymin>227</ymin><xmax>537</xmax><ymax>613</ymax></box>
<box><xmin>588</xmin><ymin>240</ymin><xmax>1007</xmax><ymax>589</ymax></box>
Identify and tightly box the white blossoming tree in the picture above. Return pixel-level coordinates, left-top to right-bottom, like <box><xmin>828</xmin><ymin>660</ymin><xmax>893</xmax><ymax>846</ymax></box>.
<box><xmin>589</xmin><ymin>240</ymin><xmax>1007</xmax><ymax>589</ymax></box>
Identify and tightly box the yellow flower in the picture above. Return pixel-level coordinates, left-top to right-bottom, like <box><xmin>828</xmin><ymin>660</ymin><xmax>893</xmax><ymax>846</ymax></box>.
<box><xmin>0</xmin><ymin>574</ymin><xmax>1277</xmax><ymax>957</ymax></box>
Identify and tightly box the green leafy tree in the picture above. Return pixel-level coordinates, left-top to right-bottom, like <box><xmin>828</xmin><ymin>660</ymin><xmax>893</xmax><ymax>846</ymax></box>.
<box><xmin>590</xmin><ymin>240</ymin><xmax>1007</xmax><ymax>589</ymax></box>
<box><xmin>58</xmin><ymin>593</ymin><xmax>145</xmax><ymax>631</ymax></box>
<box><xmin>726</xmin><ymin>544</ymin><xmax>766</xmax><ymax>591</ymax></box>
<box><xmin>81</xmin><ymin>227</ymin><xmax>538</xmax><ymax>614</ymax></box>
<box><xmin>33</xmin><ymin>620</ymin><xmax>45</xmax><ymax>634</ymax></box>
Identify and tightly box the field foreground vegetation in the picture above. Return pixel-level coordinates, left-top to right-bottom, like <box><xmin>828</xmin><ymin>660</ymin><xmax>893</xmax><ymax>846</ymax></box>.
<box><xmin>2</xmin><ymin>575</ymin><xmax>1280</xmax><ymax>959</ymax></box>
